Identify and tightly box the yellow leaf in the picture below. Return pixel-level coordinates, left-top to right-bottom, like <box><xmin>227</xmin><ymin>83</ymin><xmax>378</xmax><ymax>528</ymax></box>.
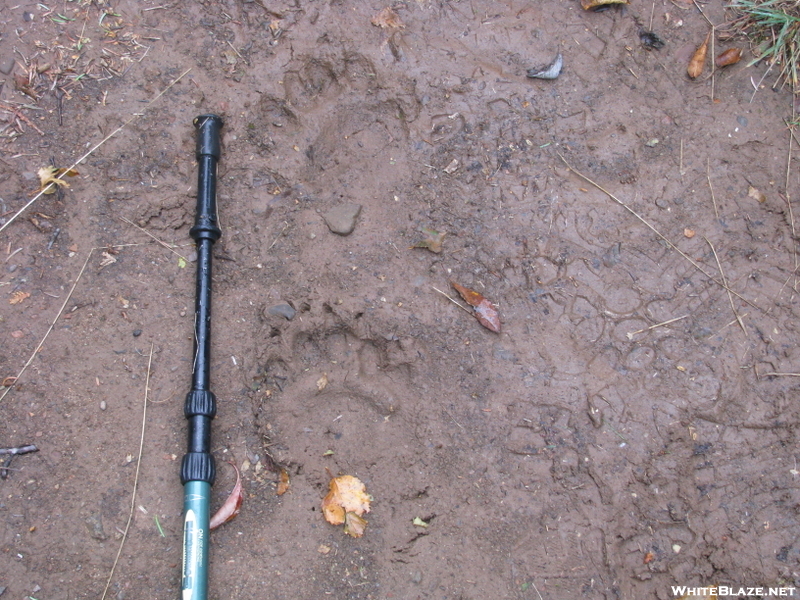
<box><xmin>38</xmin><ymin>166</ymin><xmax>78</xmax><ymax>194</ymax></box>
<box><xmin>322</xmin><ymin>475</ymin><xmax>371</xmax><ymax>527</ymax></box>
<box><xmin>9</xmin><ymin>291</ymin><xmax>30</xmax><ymax>305</ymax></box>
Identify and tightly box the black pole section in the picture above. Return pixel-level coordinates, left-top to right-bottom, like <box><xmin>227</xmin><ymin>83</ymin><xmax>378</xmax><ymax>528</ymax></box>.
<box><xmin>181</xmin><ymin>114</ymin><xmax>223</xmax><ymax>488</ymax></box>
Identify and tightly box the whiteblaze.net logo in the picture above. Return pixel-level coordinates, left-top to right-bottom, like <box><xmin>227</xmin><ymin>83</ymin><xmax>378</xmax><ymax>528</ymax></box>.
<box><xmin>672</xmin><ymin>586</ymin><xmax>797</xmax><ymax>597</ymax></box>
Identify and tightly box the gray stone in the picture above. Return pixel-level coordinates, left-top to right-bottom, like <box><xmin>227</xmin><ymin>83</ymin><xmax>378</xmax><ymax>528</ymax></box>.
<box><xmin>323</xmin><ymin>203</ymin><xmax>362</xmax><ymax>236</ymax></box>
<box><xmin>0</xmin><ymin>58</ymin><xmax>14</xmax><ymax>75</ymax></box>
<box><xmin>267</xmin><ymin>303</ymin><xmax>296</xmax><ymax>320</ymax></box>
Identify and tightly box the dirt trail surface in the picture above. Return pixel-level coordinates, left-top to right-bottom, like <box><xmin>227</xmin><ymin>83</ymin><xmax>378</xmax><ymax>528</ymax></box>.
<box><xmin>1</xmin><ymin>1</ymin><xmax>800</xmax><ymax>598</ymax></box>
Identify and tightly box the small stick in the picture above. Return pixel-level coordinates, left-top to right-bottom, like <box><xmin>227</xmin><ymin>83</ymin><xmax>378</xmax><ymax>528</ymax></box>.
<box><xmin>0</xmin><ymin>102</ymin><xmax>45</xmax><ymax>135</ymax></box>
<box><xmin>784</xmin><ymin>116</ymin><xmax>798</xmax><ymax>291</ymax></box>
<box><xmin>100</xmin><ymin>343</ymin><xmax>153</xmax><ymax>600</ymax></box>
<box><xmin>432</xmin><ymin>286</ymin><xmax>472</xmax><ymax>315</ymax></box>
<box><xmin>763</xmin><ymin>372</ymin><xmax>800</xmax><ymax>377</ymax></box>
<box><xmin>706</xmin><ymin>158</ymin><xmax>719</xmax><ymax>218</ymax></box>
<box><xmin>119</xmin><ymin>216</ymin><xmax>188</xmax><ymax>261</ymax></box>
<box><xmin>0</xmin><ymin>444</ymin><xmax>38</xmax><ymax>455</ymax></box>
<box><xmin>626</xmin><ymin>314</ymin><xmax>689</xmax><ymax>339</ymax></box>
<box><xmin>557</xmin><ymin>152</ymin><xmax>760</xmax><ymax>311</ymax></box>
<box><xmin>0</xmin><ymin>68</ymin><xmax>191</xmax><ymax>236</ymax></box>
<box><xmin>268</xmin><ymin>221</ymin><xmax>289</xmax><ymax>250</ymax></box>
<box><xmin>705</xmin><ymin>236</ymin><xmax>746</xmax><ymax>336</ymax></box>
<box><xmin>649</xmin><ymin>0</ymin><xmax>656</xmax><ymax>31</ymax></box>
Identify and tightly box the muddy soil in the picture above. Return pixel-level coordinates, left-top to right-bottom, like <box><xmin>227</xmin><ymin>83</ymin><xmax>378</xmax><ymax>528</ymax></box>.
<box><xmin>2</xmin><ymin>1</ymin><xmax>800</xmax><ymax>598</ymax></box>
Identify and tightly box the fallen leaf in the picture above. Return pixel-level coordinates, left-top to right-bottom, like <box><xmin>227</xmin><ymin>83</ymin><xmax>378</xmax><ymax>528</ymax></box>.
<box><xmin>684</xmin><ymin>228</ymin><xmax>695</xmax><ymax>238</ymax></box>
<box><xmin>9</xmin><ymin>291</ymin><xmax>30</xmax><ymax>305</ymax></box>
<box><xmin>1</xmin><ymin>377</ymin><xmax>17</xmax><ymax>387</ymax></box>
<box><xmin>323</xmin><ymin>449</ymin><xmax>335</xmax><ymax>456</ymax></box>
<box><xmin>177</xmin><ymin>256</ymin><xmax>187</xmax><ymax>268</ymax></box>
<box><xmin>643</xmin><ymin>551</ymin><xmax>655</xmax><ymax>564</ymax></box>
<box><xmin>371</xmin><ymin>7</ymin><xmax>404</xmax><ymax>28</ymax></box>
<box><xmin>210</xmin><ymin>462</ymin><xmax>243</xmax><ymax>530</ymax></box>
<box><xmin>322</xmin><ymin>474</ymin><xmax>371</xmax><ymax>528</ymax></box>
<box><xmin>412</xmin><ymin>516</ymin><xmax>429</xmax><ymax>528</ymax></box>
<box><xmin>715</xmin><ymin>47</ymin><xmax>742</xmax><ymax>68</ymax></box>
<box><xmin>344</xmin><ymin>511</ymin><xmax>368</xmax><ymax>538</ymax></box>
<box><xmin>316</xmin><ymin>373</ymin><xmax>329</xmax><ymax>391</ymax></box>
<box><xmin>276</xmin><ymin>468</ymin><xmax>290</xmax><ymax>496</ymax></box>
<box><xmin>37</xmin><ymin>166</ymin><xmax>78</xmax><ymax>194</ymax></box>
<box><xmin>99</xmin><ymin>251</ymin><xmax>117</xmax><ymax>267</ymax></box>
<box><xmin>411</xmin><ymin>227</ymin><xmax>446</xmax><ymax>253</ymax></box>
<box><xmin>318</xmin><ymin>544</ymin><xmax>331</xmax><ymax>554</ymax></box>
<box><xmin>688</xmin><ymin>30</ymin><xmax>711</xmax><ymax>79</ymax></box>
<box><xmin>748</xmin><ymin>185</ymin><xmax>766</xmax><ymax>203</ymax></box>
<box><xmin>451</xmin><ymin>282</ymin><xmax>501</xmax><ymax>333</ymax></box>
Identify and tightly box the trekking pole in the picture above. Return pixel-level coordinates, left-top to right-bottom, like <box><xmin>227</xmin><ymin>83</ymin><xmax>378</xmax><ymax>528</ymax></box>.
<box><xmin>181</xmin><ymin>114</ymin><xmax>223</xmax><ymax>600</ymax></box>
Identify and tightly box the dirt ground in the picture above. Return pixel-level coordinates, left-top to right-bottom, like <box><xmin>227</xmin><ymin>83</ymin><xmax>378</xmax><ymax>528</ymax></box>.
<box><xmin>1</xmin><ymin>0</ymin><xmax>800</xmax><ymax>598</ymax></box>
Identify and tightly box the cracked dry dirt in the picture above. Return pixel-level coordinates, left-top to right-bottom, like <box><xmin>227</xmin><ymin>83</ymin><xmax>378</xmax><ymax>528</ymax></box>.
<box><xmin>2</xmin><ymin>1</ymin><xmax>800</xmax><ymax>599</ymax></box>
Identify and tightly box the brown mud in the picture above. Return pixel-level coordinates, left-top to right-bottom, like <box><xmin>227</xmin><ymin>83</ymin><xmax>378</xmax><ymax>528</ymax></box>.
<box><xmin>1</xmin><ymin>1</ymin><xmax>800</xmax><ymax>599</ymax></box>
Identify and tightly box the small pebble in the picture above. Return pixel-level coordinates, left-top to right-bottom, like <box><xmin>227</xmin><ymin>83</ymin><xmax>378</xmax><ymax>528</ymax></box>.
<box><xmin>0</xmin><ymin>58</ymin><xmax>14</xmax><ymax>75</ymax></box>
<box><xmin>267</xmin><ymin>303</ymin><xmax>296</xmax><ymax>320</ymax></box>
<box><xmin>132</xmin><ymin>329</ymin><xmax>142</xmax><ymax>337</ymax></box>
<box><xmin>323</xmin><ymin>203</ymin><xmax>362</xmax><ymax>236</ymax></box>
<box><xmin>100</xmin><ymin>401</ymin><xmax>107</xmax><ymax>410</ymax></box>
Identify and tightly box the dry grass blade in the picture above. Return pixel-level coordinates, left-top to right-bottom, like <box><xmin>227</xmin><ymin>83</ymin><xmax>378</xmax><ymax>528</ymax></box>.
<box><xmin>704</xmin><ymin>236</ymin><xmax>747</xmax><ymax>335</ymax></box>
<box><xmin>557</xmin><ymin>152</ymin><xmax>761</xmax><ymax>311</ymax></box>
<box><xmin>100</xmin><ymin>343</ymin><xmax>154</xmax><ymax>600</ymax></box>
<box><xmin>119</xmin><ymin>216</ymin><xmax>188</xmax><ymax>261</ymax></box>
<box><xmin>728</xmin><ymin>0</ymin><xmax>800</xmax><ymax>91</ymax></box>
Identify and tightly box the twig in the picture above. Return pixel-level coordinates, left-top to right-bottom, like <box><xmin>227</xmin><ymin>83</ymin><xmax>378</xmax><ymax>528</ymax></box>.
<box><xmin>557</xmin><ymin>152</ymin><xmax>760</xmax><ymax>311</ymax></box>
<box><xmin>0</xmin><ymin>444</ymin><xmax>38</xmax><ymax>455</ymax></box>
<box><xmin>706</xmin><ymin>158</ymin><xmax>719</xmax><ymax>218</ymax></box>
<box><xmin>118</xmin><ymin>216</ymin><xmax>188</xmax><ymax>261</ymax></box>
<box><xmin>268</xmin><ymin>221</ymin><xmax>289</xmax><ymax>250</ymax></box>
<box><xmin>432</xmin><ymin>286</ymin><xmax>473</xmax><ymax>314</ymax></box>
<box><xmin>785</xmin><ymin>112</ymin><xmax>798</xmax><ymax>291</ymax></box>
<box><xmin>626</xmin><ymin>314</ymin><xmax>689</xmax><ymax>339</ymax></box>
<box><xmin>0</xmin><ymin>68</ymin><xmax>192</xmax><ymax>236</ymax></box>
<box><xmin>704</xmin><ymin>236</ymin><xmax>746</xmax><ymax>336</ymax></box>
<box><xmin>100</xmin><ymin>343</ymin><xmax>153</xmax><ymax>600</ymax></box>
<box><xmin>763</xmin><ymin>372</ymin><xmax>800</xmax><ymax>377</ymax></box>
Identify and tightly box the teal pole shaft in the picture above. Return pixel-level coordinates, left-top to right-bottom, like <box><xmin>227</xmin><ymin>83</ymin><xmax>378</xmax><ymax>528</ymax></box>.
<box><xmin>182</xmin><ymin>481</ymin><xmax>211</xmax><ymax>600</ymax></box>
<box><xmin>180</xmin><ymin>115</ymin><xmax>223</xmax><ymax>600</ymax></box>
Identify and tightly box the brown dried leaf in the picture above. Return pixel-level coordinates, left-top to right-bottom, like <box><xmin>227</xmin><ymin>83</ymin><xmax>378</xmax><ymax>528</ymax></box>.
<box><xmin>688</xmin><ymin>30</ymin><xmax>711</xmax><ymax>79</ymax></box>
<box><xmin>1</xmin><ymin>377</ymin><xmax>17</xmax><ymax>387</ymax></box>
<box><xmin>9</xmin><ymin>291</ymin><xmax>30</xmax><ymax>305</ymax></box>
<box><xmin>643</xmin><ymin>551</ymin><xmax>655</xmax><ymax>564</ymax></box>
<box><xmin>371</xmin><ymin>7</ymin><xmax>405</xmax><ymax>28</ymax></box>
<box><xmin>210</xmin><ymin>462</ymin><xmax>243</xmax><ymax>530</ymax></box>
<box><xmin>344</xmin><ymin>512</ymin><xmax>368</xmax><ymax>538</ymax></box>
<box><xmin>411</xmin><ymin>227</ymin><xmax>446</xmax><ymax>253</ymax></box>
<box><xmin>451</xmin><ymin>282</ymin><xmax>501</xmax><ymax>332</ymax></box>
<box><xmin>276</xmin><ymin>468</ymin><xmax>290</xmax><ymax>496</ymax></box>
<box><xmin>748</xmin><ymin>185</ymin><xmax>766</xmax><ymax>203</ymax></box>
<box><xmin>316</xmin><ymin>372</ymin><xmax>329</xmax><ymax>391</ymax></box>
<box><xmin>322</xmin><ymin>475</ymin><xmax>371</xmax><ymax>527</ymax></box>
<box><xmin>715</xmin><ymin>47</ymin><xmax>742</xmax><ymax>68</ymax></box>
<box><xmin>38</xmin><ymin>166</ymin><xmax>78</xmax><ymax>194</ymax></box>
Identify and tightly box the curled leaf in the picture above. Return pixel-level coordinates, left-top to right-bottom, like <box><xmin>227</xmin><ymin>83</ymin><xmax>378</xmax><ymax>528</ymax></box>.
<box><xmin>411</xmin><ymin>227</ymin><xmax>446</xmax><ymax>253</ymax></box>
<box><xmin>316</xmin><ymin>373</ymin><xmax>329</xmax><ymax>391</ymax></box>
<box><xmin>210</xmin><ymin>462</ymin><xmax>243</xmax><ymax>530</ymax></box>
<box><xmin>38</xmin><ymin>166</ymin><xmax>78</xmax><ymax>194</ymax></box>
<box><xmin>451</xmin><ymin>282</ymin><xmax>501</xmax><ymax>333</ymax></box>
<box><xmin>688</xmin><ymin>30</ymin><xmax>711</xmax><ymax>79</ymax></box>
<box><xmin>322</xmin><ymin>474</ymin><xmax>371</xmax><ymax>529</ymax></box>
<box><xmin>276</xmin><ymin>468</ymin><xmax>290</xmax><ymax>496</ymax></box>
<box><xmin>715</xmin><ymin>47</ymin><xmax>742</xmax><ymax>68</ymax></box>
